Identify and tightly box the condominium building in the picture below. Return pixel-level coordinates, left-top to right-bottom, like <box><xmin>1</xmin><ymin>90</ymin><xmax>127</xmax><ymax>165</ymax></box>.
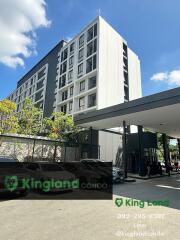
<box><xmin>7</xmin><ymin>16</ymin><xmax>142</xmax><ymax>161</ymax></box>
<box><xmin>7</xmin><ymin>40</ymin><xmax>66</xmax><ymax>117</ymax></box>
<box><xmin>55</xmin><ymin>16</ymin><xmax>141</xmax><ymax>116</ymax></box>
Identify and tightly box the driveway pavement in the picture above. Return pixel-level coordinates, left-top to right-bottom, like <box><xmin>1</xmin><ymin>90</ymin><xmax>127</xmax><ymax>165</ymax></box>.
<box><xmin>0</xmin><ymin>175</ymin><xmax>180</xmax><ymax>240</ymax></box>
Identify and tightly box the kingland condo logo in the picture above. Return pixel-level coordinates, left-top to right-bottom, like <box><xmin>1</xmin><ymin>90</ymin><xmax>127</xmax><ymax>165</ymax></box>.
<box><xmin>4</xmin><ymin>175</ymin><xmax>79</xmax><ymax>192</ymax></box>
<box><xmin>115</xmin><ymin>197</ymin><xmax>170</xmax><ymax>208</ymax></box>
<box><xmin>4</xmin><ymin>175</ymin><xmax>19</xmax><ymax>192</ymax></box>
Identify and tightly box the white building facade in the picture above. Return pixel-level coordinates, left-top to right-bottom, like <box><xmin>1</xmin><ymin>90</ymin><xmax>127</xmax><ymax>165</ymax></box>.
<box><xmin>55</xmin><ymin>16</ymin><xmax>142</xmax><ymax>162</ymax></box>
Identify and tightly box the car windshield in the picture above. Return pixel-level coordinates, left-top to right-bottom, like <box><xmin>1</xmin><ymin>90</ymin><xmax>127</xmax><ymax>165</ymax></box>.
<box><xmin>40</xmin><ymin>164</ymin><xmax>64</xmax><ymax>171</ymax></box>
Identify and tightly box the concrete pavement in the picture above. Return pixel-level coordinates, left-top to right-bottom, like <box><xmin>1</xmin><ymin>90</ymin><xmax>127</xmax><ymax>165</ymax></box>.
<box><xmin>0</xmin><ymin>175</ymin><xmax>180</xmax><ymax>240</ymax></box>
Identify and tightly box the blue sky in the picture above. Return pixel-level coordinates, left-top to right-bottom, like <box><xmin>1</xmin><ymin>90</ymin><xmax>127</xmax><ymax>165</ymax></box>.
<box><xmin>1</xmin><ymin>0</ymin><xmax>180</xmax><ymax>99</ymax></box>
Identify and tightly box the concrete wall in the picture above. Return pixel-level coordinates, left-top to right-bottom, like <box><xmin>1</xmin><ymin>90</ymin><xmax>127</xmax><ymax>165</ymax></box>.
<box><xmin>98</xmin><ymin>130</ymin><xmax>122</xmax><ymax>164</ymax></box>
<box><xmin>128</xmin><ymin>48</ymin><xmax>142</xmax><ymax>100</ymax></box>
<box><xmin>98</xmin><ymin>17</ymin><xmax>125</xmax><ymax>109</ymax></box>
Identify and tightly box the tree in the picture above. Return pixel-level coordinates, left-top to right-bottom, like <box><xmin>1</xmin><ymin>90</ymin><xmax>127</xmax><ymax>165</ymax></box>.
<box><xmin>0</xmin><ymin>99</ymin><xmax>19</xmax><ymax>134</ymax></box>
<box><xmin>43</xmin><ymin>112</ymin><xmax>77</xmax><ymax>140</ymax></box>
<box><xmin>18</xmin><ymin>98</ymin><xmax>42</xmax><ymax>135</ymax></box>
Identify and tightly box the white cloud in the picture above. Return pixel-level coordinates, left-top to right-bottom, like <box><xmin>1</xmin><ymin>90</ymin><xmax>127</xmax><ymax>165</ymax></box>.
<box><xmin>0</xmin><ymin>0</ymin><xmax>51</xmax><ymax>68</ymax></box>
<box><xmin>150</xmin><ymin>70</ymin><xmax>180</xmax><ymax>86</ymax></box>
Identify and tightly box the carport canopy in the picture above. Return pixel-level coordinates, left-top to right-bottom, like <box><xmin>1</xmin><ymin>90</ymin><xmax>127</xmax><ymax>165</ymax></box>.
<box><xmin>74</xmin><ymin>87</ymin><xmax>180</xmax><ymax>138</ymax></box>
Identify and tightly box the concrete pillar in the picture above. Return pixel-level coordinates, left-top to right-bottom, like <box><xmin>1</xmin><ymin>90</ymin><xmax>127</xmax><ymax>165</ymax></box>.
<box><xmin>123</xmin><ymin>121</ymin><xmax>128</xmax><ymax>178</ymax></box>
<box><xmin>138</xmin><ymin>126</ymin><xmax>145</xmax><ymax>176</ymax></box>
<box><xmin>178</xmin><ymin>139</ymin><xmax>180</xmax><ymax>161</ymax></box>
<box><xmin>162</xmin><ymin>134</ymin><xmax>170</xmax><ymax>167</ymax></box>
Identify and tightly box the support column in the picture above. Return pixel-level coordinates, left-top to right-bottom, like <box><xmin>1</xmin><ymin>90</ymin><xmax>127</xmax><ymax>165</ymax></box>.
<box><xmin>138</xmin><ymin>126</ymin><xmax>145</xmax><ymax>176</ymax></box>
<box><xmin>123</xmin><ymin>121</ymin><xmax>128</xmax><ymax>178</ymax></box>
<box><xmin>89</xmin><ymin>127</ymin><xmax>93</xmax><ymax>158</ymax></box>
<box><xmin>178</xmin><ymin>139</ymin><xmax>180</xmax><ymax>161</ymax></box>
<box><xmin>162</xmin><ymin>134</ymin><xmax>170</xmax><ymax>167</ymax></box>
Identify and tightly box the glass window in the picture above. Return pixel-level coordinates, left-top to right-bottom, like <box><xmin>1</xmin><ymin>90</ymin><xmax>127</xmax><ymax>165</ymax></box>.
<box><xmin>63</xmin><ymin>48</ymin><xmax>68</xmax><ymax>60</ymax></box>
<box><xmin>87</xmin><ymin>24</ymin><xmax>97</xmax><ymax>42</ymax></box>
<box><xmin>61</xmin><ymin>105</ymin><xmax>67</xmax><ymax>114</ymax></box>
<box><xmin>80</xmin><ymin>80</ymin><xmax>85</xmax><ymax>91</ymax></box>
<box><xmin>70</xmin><ymin>86</ymin><xmax>74</xmax><ymax>96</ymax></box>
<box><xmin>78</xmin><ymin>63</ymin><xmax>83</xmax><ymax>75</ymax></box>
<box><xmin>60</xmin><ymin>61</ymin><xmax>67</xmax><ymax>74</ymax></box>
<box><xmin>78</xmin><ymin>48</ymin><xmax>84</xmax><ymax>61</ymax></box>
<box><xmin>79</xmin><ymin>34</ymin><xmax>84</xmax><ymax>48</ymax></box>
<box><xmin>87</xmin><ymin>26</ymin><xmax>93</xmax><ymax>42</ymax></box>
<box><xmin>38</xmin><ymin>67</ymin><xmax>45</xmax><ymax>79</ymax></box>
<box><xmin>69</xmin><ymin>101</ymin><xmax>73</xmax><ymax>111</ymax></box>
<box><xmin>88</xmin><ymin>76</ymin><xmax>96</xmax><ymax>89</ymax></box>
<box><xmin>30</xmin><ymin>78</ymin><xmax>34</xmax><ymax>85</ymax></box>
<box><xmin>94</xmin><ymin>23</ymin><xmax>97</xmax><ymax>37</ymax></box>
<box><xmin>79</xmin><ymin>97</ymin><xmax>85</xmax><ymax>109</ymax></box>
<box><xmin>61</xmin><ymin>48</ymin><xmax>68</xmax><ymax>61</ymax></box>
<box><xmin>59</xmin><ymin>75</ymin><xmax>66</xmax><ymax>88</ymax></box>
<box><xmin>62</xmin><ymin>90</ymin><xmax>68</xmax><ymax>101</ymax></box>
<box><xmin>88</xmin><ymin>93</ymin><xmax>96</xmax><ymax>108</ymax></box>
<box><xmin>70</xmin><ymin>42</ymin><xmax>75</xmax><ymax>54</ymax></box>
<box><xmin>87</xmin><ymin>39</ymin><xmax>97</xmax><ymax>57</ymax></box>
<box><xmin>86</xmin><ymin>55</ymin><xmax>96</xmax><ymax>73</ymax></box>
<box><xmin>68</xmin><ymin>70</ymin><xmax>73</xmax><ymax>82</ymax></box>
<box><xmin>69</xmin><ymin>56</ymin><xmax>74</xmax><ymax>67</ymax></box>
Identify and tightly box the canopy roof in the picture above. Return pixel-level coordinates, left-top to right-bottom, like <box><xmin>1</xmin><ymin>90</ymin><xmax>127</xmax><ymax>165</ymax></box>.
<box><xmin>74</xmin><ymin>87</ymin><xmax>180</xmax><ymax>138</ymax></box>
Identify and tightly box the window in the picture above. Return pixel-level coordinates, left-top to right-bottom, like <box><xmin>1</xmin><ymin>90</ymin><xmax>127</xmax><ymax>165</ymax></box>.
<box><xmin>68</xmin><ymin>70</ymin><xmax>73</xmax><ymax>82</ymax></box>
<box><xmin>94</xmin><ymin>23</ymin><xmax>97</xmax><ymax>37</ymax></box>
<box><xmin>88</xmin><ymin>93</ymin><xmax>96</xmax><ymax>107</ymax></box>
<box><xmin>61</xmin><ymin>105</ymin><xmax>67</xmax><ymax>114</ymax></box>
<box><xmin>69</xmin><ymin>56</ymin><xmax>74</xmax><ymax>68</ymax></box>
<box><xmin>36</xmin><ymin>79</ymin><xmax>44</xmax><ymax>90</ymax></box>
<box><xmin>59</xmin><ymin>75</ymin><xmax>66</xmax><ymax>88</ymax></box>
<box><xmin>124</xmin><ymin>72</ymin><xmax>128</xmax><ymax>85</ymax></box>
<box><xmin>87</xmin><ymin>23</ymin><xmax>97</xmax><ymax>42</ymax></box>
<box><xmin>61</xmin><ymin>48</ymin><xmax>68</xmax><ymax>61</ymax></box>
<box><xmin>60</xmin><ymin>61</ymin><xmax>67</xmax><ymax>74</ymax></box>
<box><xmin>62</xmin><ymin>90</ymin><xmax>68</xmax><ymax>101</ymax></box>
<box><xmin>70</xmin><ymin>42</ymin><xmax>75</xmax><ymax>54</ymax></box>
<box><xmin>80</xmin><ymin>80</ymin><xmax>85</xmax><ymax>91</ymax></box>
<box><xmin>123</xmin><ymin>43</ymin><xmax>127</xmax><ymax>57</ymax></box>
<box><xmin>87</xmin><ymin>27</ymin><xmax>93</xmax><ymax>42</ymax></box>
<box><xmin>88</xmin><ymin>76</ymin><xmax>96</xmax><ymax>89</ymax></box>
<box><xmin>123</xmin><ymin>57</ymin><xmax>128</xmax><ymax>71</ymax></box>
<box><xmin>78</xmin><ymin>63</ymin><xmax>83</xmax><ymax>76</ymax></box>
<box><xmin>79</xmin><ymin>97</ymin><xmax>85</xmax><ymax>110</ymax></box>
<box><xmin>24</xmin><ymin>91</ymin><xmax>27</xmax><ymax>98</ymax></box>
<box><xmin>87</xmin><ymin>39</ymin><xmax>97</xmax><ymax>57</ymax></box>
<box><xmin>38</xmin><ymin>67</ymin><xmax>45</xmax><ymax>79</ymax></box>
<box><xmin>20</xmin><ymin>87</ymin><xmax>23</xmax><ymax>94</ymax></box>
<box><xmin>30</xmin><ymin>78</ymin><xmax>34</xmax><ymax>85</ymax></box>
<box><xmin>86</xmin><ymin>55</ymin><xmax>96</xmax><ymax>73</ymax></box>
<box><xmin>70</xmin><ymin>86</ymin><xmax>74</xmax><ymax>96</ymax></box>
<box><xmin>78</xmin><ymin>48</ymin><xmax>84</xmax><ymax>62</ymax></box>
<box><xmin>79</xmin><ymin>34</ymin><xmax>84</xmax><ymax>48</ymax></box>
<box><xmin>124</xmin><ymin>85</ymin><xmax>129</xmax><ymax>101</ymax></box>
<box><xmin>35</xmin><ymin>90</ymin><xmax>43</xmax><ymax>102</ymax></box>
<box><xmin>69</xmin><ymin>101</ymin><xmax>73</xmax><ymax>111</ymax></box>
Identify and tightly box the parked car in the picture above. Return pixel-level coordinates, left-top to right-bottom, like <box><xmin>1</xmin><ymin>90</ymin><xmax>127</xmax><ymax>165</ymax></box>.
<box><xmin>112</xmin><ymin>167</ymin><xmax>125</xmax><ymax>183</ymax></box>
<box><xmin>63</xmin><ymin>162</ymin><xmax>102</xmax><ymax>186</ymax></box>
<box><xmin>0</xmin><ymin>156</ymin><xmax>29</xmax><ymax>197</ymax></box>
<box><xmin>24</xmin><ymin>162</ymin><xmax>76</xmax><ymax>192</ymax></box>
<box><xmin>80</xmin><ymin>159</ymin><xmax>112</xmax><ymax>183</ymax></box>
